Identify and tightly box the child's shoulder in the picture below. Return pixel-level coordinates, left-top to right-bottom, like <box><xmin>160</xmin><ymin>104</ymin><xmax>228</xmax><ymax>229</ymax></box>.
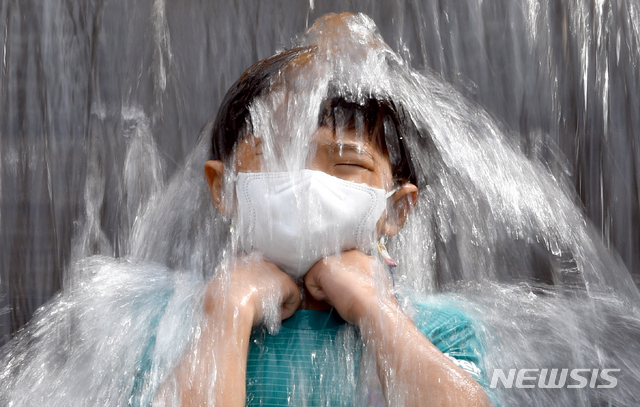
<box><xmin>401</xmin><ymin>292</ymin><xmax>489</xmax><ymax>388</ymax></box>
<box><xmin>406</xmin><ymin>295</ymin><xmax>481</xmax><ymax>349</ymax></box>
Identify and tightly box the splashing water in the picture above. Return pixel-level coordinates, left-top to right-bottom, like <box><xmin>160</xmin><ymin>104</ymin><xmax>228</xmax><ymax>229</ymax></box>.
<box><xmin>1</xmin><ymin>3</ymin><xmax>640</xmax><ymax>407</ymax></box>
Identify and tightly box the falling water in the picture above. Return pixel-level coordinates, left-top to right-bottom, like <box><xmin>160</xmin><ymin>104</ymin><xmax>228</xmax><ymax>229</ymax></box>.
<box><xmin>1</xmin><ymin>1</ymin><xmax>639</xmax><ymax>406</ymax></box>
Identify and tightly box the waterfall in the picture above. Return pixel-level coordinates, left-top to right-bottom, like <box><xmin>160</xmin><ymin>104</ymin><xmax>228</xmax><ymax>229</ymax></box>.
<box><xmin>0</xmin><ymin>1</ymin><xmax>638</xmax><ymax>405</ymax></box>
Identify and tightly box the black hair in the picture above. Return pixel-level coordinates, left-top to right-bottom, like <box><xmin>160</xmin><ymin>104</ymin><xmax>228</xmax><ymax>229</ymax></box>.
<box><xmin>317</xmin><ymin>93</ymin><xmax>416</xmax><ymax>185</ymax></box>
<box><xmin>210</xmin><ymin>47</ymin><xmax>418</xmax><ymax>186</ymax></box>
<box><xmin>210</xmin><ymin>47</ymin><xmax>311</xmax><ymax>162</ymax></box>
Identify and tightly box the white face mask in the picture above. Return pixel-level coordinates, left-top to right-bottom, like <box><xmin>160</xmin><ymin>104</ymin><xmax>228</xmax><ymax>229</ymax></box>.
<box><xmin>235</xmin><ymin>170</ymin><xmax>391</xmax><ymax>278</ymax></box>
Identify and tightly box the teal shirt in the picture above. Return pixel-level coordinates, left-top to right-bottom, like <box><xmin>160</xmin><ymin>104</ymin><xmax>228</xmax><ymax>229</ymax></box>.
<box><xmin>130</xmin><ymin>296</ymin><xmax>489</xmax><ymax>406</ymax></box>
<box><xmin>246</xmin><ymin>309</ymin><xmax>360</xmax><ymax>406</ymax></box>
<box><xmin>246</xmin><ymin>301</ymin><xmax>488</xmax><ymax>406</ymax></box>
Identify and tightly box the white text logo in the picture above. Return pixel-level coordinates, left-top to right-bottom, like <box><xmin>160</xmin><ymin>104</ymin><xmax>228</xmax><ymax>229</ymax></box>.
<box><xmin>489</xmin><ymin>368</ymin><xmax>620</xmax><ymax>389</ymax></box>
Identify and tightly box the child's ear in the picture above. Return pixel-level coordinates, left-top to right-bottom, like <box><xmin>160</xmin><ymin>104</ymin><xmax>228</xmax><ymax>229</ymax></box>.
<box><xmin>382</xmin><ymin>183</ymin><xmax>419</xmax><ymax>237</ymax></box>
<box><xmin>204</xmin><ymin>160</ymin><xmax>229</xmax><ymax>216</ymax></box>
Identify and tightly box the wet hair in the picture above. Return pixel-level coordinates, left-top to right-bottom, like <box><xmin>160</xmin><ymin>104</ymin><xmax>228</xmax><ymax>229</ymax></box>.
<box><xmin>317</xmin><ymin>93</ymin><xmax>415</xmax><ymax>185</ymax></box>
<box><xmin>210</xmin><ymin>47</ymin><xmax>309</xmax><ymax>163</ymax></box>
<box><xmin>210</xmin><ymin>47</ymin><xmax>417</xmax><ymax>185</ymax></box>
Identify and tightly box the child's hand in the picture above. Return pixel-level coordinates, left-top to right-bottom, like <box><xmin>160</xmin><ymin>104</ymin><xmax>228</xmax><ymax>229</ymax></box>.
<box><xmin>305</xmin><ymin>250</ymin><xmax>490</xmax><ymax>407</ymax></box>
<box><xmin>164</xmin><ymin>255</ymin><xmax>301</xmax><ymax>406</ymax></box>
<box><xmin>304</xmin><ymin>250</ymin><xmax>396</xmax><ymax>325</ymax></box>
<box><xmin>204</xmin><ymin>253</ymin><xmax>301</xmax><ymax>327</ymax></box>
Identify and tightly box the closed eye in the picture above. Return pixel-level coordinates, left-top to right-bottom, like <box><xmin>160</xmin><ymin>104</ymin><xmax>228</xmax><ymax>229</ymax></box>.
<box><xmin>335</xmin><ymin>162</ymin><xmax>369</xmax><ymax>169</ymax></box>
<box><xmin>327</xmin><ymin>143</ymin><xmax>375</xmax><ymax>169</ymax></box>
<box><xmin>332</xmin><ymin>162</ymin><xmax>374</xmax><ymax>179</ymax></box>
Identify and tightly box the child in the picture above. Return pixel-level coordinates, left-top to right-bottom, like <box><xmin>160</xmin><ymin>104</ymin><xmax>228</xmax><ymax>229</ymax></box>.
<box><xmin>155</xmin><ymin>13</ymin><xmax>491</xmax><ymax>407</ymax></box>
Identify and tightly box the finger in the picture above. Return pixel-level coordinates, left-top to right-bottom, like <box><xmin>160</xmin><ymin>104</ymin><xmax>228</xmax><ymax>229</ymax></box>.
<box><xmin>250</xmin><ymin>257</ymin><xmax>301</xmax><ymax>321</ymax></box>
<box><xmin>274</xmin><ymin>270</ymin><xmax>301</xmax><ymax>320</ymax></box>
<box><xmin>304</xmin><ymin>266</ymin><xmax>329</xmax><ymax>302</ymax></box>
<box><xmin>280</xmin><ymin>281</ymin><xmax>301</xmax><ymax>320</ymax></box>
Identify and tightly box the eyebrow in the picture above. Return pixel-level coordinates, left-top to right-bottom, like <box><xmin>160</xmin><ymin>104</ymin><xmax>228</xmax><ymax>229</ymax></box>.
<box><xmin>323</xmin><ymin>141</ymin><xmax>376</xmax><ymax>162</ymax></box>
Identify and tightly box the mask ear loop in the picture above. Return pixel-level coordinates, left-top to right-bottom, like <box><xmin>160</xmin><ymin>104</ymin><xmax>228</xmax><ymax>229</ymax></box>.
<box><xmin>226</xmin><ymin>168</ymin><xmax>243</xmax><ymax>256</ymax></box>
<box><xmin>385</xmin><ymin>188</ymin><xmax>397</xmax><ymax>199</ymax></box>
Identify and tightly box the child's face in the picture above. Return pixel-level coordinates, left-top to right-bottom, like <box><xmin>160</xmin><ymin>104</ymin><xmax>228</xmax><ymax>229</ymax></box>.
<box><xmin>205</xmin><ymin>120</ymin><xmax>417</xmax><ymax>238</ymax></box>
<box><xmin>233</xmin><ymin>124</ymin><xmax>395</xmax><ymax>192</ymax></box>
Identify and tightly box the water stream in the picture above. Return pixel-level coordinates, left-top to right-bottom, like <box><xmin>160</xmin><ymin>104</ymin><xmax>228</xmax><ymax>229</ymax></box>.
<box><xmin>1</xmin><ymin>1</ymin><xmax>639</xmax><ymax>406</ymax></box>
